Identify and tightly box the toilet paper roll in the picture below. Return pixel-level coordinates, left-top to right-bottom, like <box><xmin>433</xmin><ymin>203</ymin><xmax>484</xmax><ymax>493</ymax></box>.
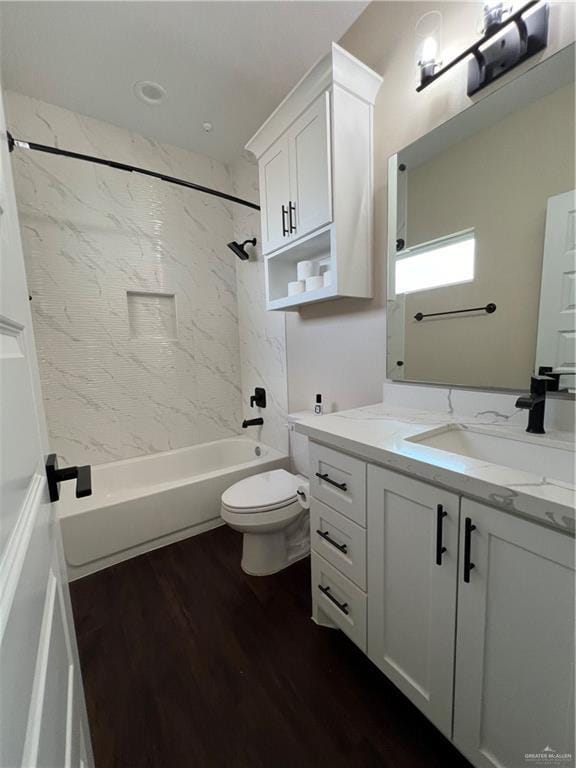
<box><xmin>323</xmin><ymin>269</ymin><xmax>333</xmax><ymax>288</ymax></box>
<box><xmin>305</xmin><ymin>276</ymin><xmax>324</xmax><ymax>292</ymax></box>
<box><xmin>297</xmin><ymin>260</ymin><xmax>314</xmax><ymax>281</ymax></box>
<box><xmin>288</xmin><ymin>280</ymin><xmax>305</xmax><ymax>296</ymax></box>
<box><xmin>296</xmin><ymin>482</ymin><xmax>310</xmax><ymax>510</ymax></box>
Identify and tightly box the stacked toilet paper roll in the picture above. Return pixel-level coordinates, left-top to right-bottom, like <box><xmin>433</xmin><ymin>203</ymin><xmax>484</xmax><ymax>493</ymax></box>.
<box><xmin>296</xmin><ymin>260</ymin><xmax>314</xmax><ymax>281</ymax></box>
<box><xmin>296</xmin><ymin>481</ymin><xmax>310</xmax><ymax>510</ymax></box>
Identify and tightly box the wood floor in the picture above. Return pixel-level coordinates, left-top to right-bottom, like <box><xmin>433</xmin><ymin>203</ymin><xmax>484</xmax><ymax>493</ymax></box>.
<box><xmin>70</xmin><ymin>525</ymin><xmax>472</xmax><ymax>768</ymax></box>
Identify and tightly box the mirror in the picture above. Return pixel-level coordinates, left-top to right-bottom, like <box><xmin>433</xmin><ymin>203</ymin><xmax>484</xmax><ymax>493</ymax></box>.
<box><xmin>387</xmin><ymin>44</ymin><xmax>575</xmax><ymax>392</ymax></box>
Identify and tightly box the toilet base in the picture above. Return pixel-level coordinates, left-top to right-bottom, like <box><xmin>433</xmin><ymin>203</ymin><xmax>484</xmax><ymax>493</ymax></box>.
<box><xmin>241</xmin><ymin>531</ymin><xmax>286</xmax><ymax>575</ymax></box>
<box><xmin>241</xmin><ymin>535</ymin><xmax>309</xmax><ymax>576</ymax></box>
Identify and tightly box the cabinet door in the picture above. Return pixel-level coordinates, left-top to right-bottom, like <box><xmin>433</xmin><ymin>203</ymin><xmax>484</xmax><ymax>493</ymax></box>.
<box><xmin>259</xmin><ymin>133</ymin><xmax>290</xmax><ymax>254</ymax></box>
<box><xmin>454</xmin><ymin>499</ymin><xmax>575</xmax><ymax>768</ymax></box>
<box><xmin>287</xmin><ymin>92</ymin><xmax>332</xmax><ymax>241</ymax></box>
<box><xmin>367</xmin><ymin>466</ymin><xmax>459</xmax><ymax>738</ymax></box>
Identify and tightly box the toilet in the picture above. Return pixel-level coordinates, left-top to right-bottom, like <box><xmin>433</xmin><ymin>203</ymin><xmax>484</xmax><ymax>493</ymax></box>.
<box><xmin>221</xmin><ymin>413</ymin><xmax>311</xmax><ymax>576</ymax></box>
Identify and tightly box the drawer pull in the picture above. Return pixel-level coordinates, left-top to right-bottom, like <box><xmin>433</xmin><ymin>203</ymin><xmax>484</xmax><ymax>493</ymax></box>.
<box><xmin>316</xmin><ymin>529</ymin><xmax>348</xmax><ymax>554</ymax></box>
<box><xmin>318</xmin><ymin>584</ymin><xmax>349</xmax><ymax>615</ymax></box>
<box><xmin>281</xmin><ymin>204</ymin><xmax>289</xmax><ymax>236</ymax></box>
<box><xmin>315</xmin><ymin>472</ymin><xmax>348</xmax><ymax>492</ymax></box>
<box><xmin>435</xmin><ymin>504</ymin><xmax>447</xmax><ymax>566</ymax></box>
<box><xmin>463</xmin><ymin>517</ymin><xmax>477</xmax><ymax>583</ymax></box>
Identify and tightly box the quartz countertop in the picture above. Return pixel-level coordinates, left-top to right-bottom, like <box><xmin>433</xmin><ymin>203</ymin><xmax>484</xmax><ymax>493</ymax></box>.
<box><xmin>296</xmin><ymin>403</ymin><xmax>576</xmax><ymax>535</ymax></box>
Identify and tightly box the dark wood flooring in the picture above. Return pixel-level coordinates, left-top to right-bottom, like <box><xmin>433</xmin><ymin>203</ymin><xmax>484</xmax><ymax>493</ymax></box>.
<box><xmin>70</xmin><ymin>526</ymin><xmax>471</xmax><ymax>768</ymax></box>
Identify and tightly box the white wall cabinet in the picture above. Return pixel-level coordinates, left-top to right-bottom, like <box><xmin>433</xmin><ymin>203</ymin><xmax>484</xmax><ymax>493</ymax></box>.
<box><xmin>246</xmin><ymin>43</ymin><xmax>382</xmax><ymax>310</ymax></box>
<box><xmin>260</xmin><ymin>134</ymin><xmax>291</xmax><ymax>254</ymax></box>
<box><xmin>259</xmin><ymin>94</ymin><xmax>331</xmax><ymax>254</ymax></box>
<box><xmin>367</xmin><ymin>466</ymin><xmax>459</xmax><ymax>738</ymax></box>
<box><xmin>453</xmin><ymin>498</ymin><xmax>575</xmax><ymax>768</ymax></box>
<box><xmin>308</xmin><ymin>440</ymin><xmax>575</xmax><ymax>768</ymax></box>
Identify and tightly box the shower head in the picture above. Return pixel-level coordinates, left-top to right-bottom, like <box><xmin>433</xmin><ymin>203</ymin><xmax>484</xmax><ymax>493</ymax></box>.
<box><xmin>227</xmin><ymin>238</ymin><xmax>257</xmax><ymax>261</ymax></box>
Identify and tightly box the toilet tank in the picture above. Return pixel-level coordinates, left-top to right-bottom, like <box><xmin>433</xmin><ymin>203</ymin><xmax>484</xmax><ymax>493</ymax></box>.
<box><xmin>287</xmin><ymin>412</ymin><xmax>314</xmax><ymax>477</ymax></box>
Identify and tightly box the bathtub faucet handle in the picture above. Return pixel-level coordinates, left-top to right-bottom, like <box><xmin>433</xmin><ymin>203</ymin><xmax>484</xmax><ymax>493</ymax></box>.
<box><xmin>46</xmin><ymin>453</ymin><xmax>92</xmax><ymax>503</ymax></box>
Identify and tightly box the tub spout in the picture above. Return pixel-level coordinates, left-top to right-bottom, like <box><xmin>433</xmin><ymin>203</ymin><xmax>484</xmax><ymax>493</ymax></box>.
<box><xmin>242</xmin><ymin>418</ymin><xmax>263</xmax><ymax>428</ymax></box>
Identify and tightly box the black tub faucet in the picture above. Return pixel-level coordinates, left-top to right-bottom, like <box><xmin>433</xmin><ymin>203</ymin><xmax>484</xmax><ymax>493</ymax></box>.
<box><xmin>515</xmin><ymin>376</ymin><xmax>550</xmax><ymax>434</ymax></box>
<box><xmin>242</xmin><ymin>417</ymin><xmax>263</xmax><ymax>429</ymax></box>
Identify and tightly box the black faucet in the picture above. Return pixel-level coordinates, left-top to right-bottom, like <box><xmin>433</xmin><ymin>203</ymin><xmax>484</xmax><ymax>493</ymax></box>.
<box><xmin>242</xmin><ymin>417</ymin><xmax>263</xmax><ymax>429</ymax></box>
<box><xmin>515</xmin><ymin>376</ymin><xmax>550</xmax><ymax>434</ymax></box>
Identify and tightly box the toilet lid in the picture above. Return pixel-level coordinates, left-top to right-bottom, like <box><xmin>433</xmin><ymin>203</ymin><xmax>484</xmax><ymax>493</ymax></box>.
<box><xmin>221</xmin><ymin>469</ymin><xmax>300</xmax><ymax>512</ymax></box>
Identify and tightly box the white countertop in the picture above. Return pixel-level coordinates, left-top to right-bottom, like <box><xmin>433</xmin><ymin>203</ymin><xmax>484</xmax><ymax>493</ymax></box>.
<box><xmin>296</xmin><ymin>403</ymin><xmax>576</xmax><ymax>535</ymax></box>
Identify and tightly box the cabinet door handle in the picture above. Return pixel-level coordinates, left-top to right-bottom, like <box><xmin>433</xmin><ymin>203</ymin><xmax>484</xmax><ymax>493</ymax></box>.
<box><xmin>315</xmin><ymin>472</ymin><xmax>347</xmax><ymax>492</ymax></box>
<box><xmin>318</xmin><ymin>585</ymin><xmax>349</xmax><ymax>615</ymax></box>
<box><xmin>289</xmin><ymin>201</ymin><xmax>296</xmax><ymax>233</ymax></box>
<box><xmin>281</xmin><ymin>205</ymin><xmax>289</xmax><ymax>236</ymax></box>
<box><xmin>435</xmin><ymin>504</ymin><xmax>448</xmax><ymax>566</ymax></box>
<box><xmin>463</xmin><ymin>517</ymin><xmax>477</xmax><ymax>583</ymax></box>
<box><xmin>316</xmin><ymin>529</ymin><xmax>348</xmax><ymax>554</ymax></box>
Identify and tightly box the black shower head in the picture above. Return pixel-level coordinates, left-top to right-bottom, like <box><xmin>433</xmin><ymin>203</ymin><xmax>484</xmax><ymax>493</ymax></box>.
<box><xmin>227</xmin><ymin>238</ymin><xmax>257</xmax><ymax>260</ymax></box>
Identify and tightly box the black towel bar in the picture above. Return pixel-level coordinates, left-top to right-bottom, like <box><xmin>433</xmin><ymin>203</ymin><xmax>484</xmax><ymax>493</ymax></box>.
<box><xmin>414</xmin><ymin>302</ymin><xmax>496</xmax><ymax>322</ymax></box>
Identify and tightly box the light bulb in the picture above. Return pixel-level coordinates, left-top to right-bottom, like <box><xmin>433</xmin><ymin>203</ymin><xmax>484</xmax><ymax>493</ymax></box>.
<box><xmin>420</xmin><ymin>36</ymin><xmax>438</xmax><ymax>64</ymax></box>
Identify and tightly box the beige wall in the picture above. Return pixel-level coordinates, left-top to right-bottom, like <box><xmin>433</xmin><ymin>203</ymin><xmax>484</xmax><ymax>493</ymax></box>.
<box><xmin>403</xmin><ymin>82</ymin><xmax>574</xmax><ymax>389</ymax></box>
<box><xmin>286</xmin><ymin>1</ymin><xmax>576</xmax><ymax>410</ymax></box>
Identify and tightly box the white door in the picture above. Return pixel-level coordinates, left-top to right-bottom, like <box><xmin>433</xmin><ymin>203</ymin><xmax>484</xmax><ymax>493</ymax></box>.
<box><xmin>288</xmin><ymin>92</ymin><xmax>332</xmax><ymax>241</ymax></box>
<box><xmin>454</xmin><ymin>499</ymin><xmax>575</xmax><ymax>768</ymax></box>
<box><xmin>0</xmin><ymin>89</ymin><xmax>94</xmax><ymax>767</ymax></box>
<box><xmin>367</xmin><ymin>466</ymin><xmax>459</xmax><ymax>738</ymax></box>
<box><xmin>259</xmin><ymin>132</ymin><xmax>291</xmax><ymax>254</ymax></box>
<box><xmin>536</xmin><ymin>190</ymin><xmax>576</xmax><ymax>385</ymax></box>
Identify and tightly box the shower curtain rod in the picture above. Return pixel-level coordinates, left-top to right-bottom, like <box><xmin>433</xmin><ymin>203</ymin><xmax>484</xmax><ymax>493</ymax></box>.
<box><xmin>7</xmin><ymin>132</ymin><xmax>261</xmax><ymax>211</ymax></box>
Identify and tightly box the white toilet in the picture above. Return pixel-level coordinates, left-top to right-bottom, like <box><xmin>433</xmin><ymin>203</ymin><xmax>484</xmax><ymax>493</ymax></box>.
<box><xmin>221</xmin><ymin>413</ymin><xmax>311</xmax><ymax>576</ymax></box>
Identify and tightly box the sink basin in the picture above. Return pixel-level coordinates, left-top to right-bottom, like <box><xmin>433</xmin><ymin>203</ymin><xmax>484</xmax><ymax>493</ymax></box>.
<box><xmin>406</xmin><ymin>425</ymin><xmax>575</xmax><ymax>486</ymax></box>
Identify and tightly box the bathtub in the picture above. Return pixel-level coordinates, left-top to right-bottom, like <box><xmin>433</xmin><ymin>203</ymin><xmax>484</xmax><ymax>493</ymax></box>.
<box><xmin>59</xmin><ymin>438</ymin><xmax>289</xmax><ymax>579</ymax></box>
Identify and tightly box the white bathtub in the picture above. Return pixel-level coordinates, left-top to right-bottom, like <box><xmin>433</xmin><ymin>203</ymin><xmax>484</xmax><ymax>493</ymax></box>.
<box><xmin>59</xmin><ymin>438</ymin><xmax>288</xmax><ymax>579</ymax></box>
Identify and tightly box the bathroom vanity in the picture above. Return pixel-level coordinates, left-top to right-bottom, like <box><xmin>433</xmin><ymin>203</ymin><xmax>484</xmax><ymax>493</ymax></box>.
<box><xmin>298</xmin><ymin>404</ymin><xmax>575</xmax><ymax>768</ymax></box>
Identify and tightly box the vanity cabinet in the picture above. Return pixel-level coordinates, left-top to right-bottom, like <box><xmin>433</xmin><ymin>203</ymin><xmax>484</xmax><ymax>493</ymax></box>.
<box><xmin>259</xmin><ymin>93</ymin><xmax>331</xmax><ymax>254</ymax></box>
<box><xmin>246</xmin><ymin>43</ymin><xmax>382</xmax><ymax>310</ymax></box>
<box><xmin>308</xmin><ymin>440</ymin><xmax>575</xmax><ymax>768</ymax></box>
<box><xmin>367</xmin><ymin>466</ymin><xmax>459</xmax><ymax>737</ymax></box>
<box><xmin>453</xmin><ymin>498</ymin><xmax>575</xmax><ymax>768</ymax></box>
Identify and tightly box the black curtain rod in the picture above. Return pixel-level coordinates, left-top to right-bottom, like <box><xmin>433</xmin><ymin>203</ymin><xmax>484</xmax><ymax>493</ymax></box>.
<box><xmin>7</xmin><ymin>132</ymin><xmax>261</xmax><ymax>212</ymax></box>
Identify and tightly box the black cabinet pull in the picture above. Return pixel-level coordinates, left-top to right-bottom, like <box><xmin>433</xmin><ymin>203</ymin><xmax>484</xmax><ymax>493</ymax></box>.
<box><xmin>435</xmin><ymin>504</ymin><xmax>448</xmax><ymax>566</ymax></box>
<box><xmin>316</xmin><ymin>529</ymin><xmax>348</xmax><ymax>554</ymax></box>
<box><xmin>463</xmin><ymin>517</ymin><xmax>477</xmax><ymax>583</ymax></box>
<box><xmin>46</xmin><ymin>453</ymin><xmax>92</xmax><ymax>503</ymax></box>
<box><xmin>281</xmin><ymin>204</ymin><xmax>289</xmax><ymax>236</ymax></box>
<box><xmin>318</xmin><ymin>585</ymin><xmax>349</xmax><ymax>615</ymax></box>
<box><xmin>289</xmin><ymin>201</ymin><xmax>296</xmax><ymax>233</ymax></box>
<box><xmin>315</xmin><ymin>472</ymin><xmax>347</xmax><ymax>492</ymax></box>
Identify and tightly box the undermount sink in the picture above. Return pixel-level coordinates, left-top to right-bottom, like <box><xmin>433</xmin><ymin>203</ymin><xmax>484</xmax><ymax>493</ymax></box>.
<box><xmin>406</xmin><ymin>425</ymin><xmax>575</xmax><ymax>486</ymax></box>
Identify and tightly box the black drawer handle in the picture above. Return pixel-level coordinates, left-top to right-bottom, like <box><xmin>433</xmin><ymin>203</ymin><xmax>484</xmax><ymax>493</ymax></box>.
<box><xmin>281</xmin><ymin>204</ymin><xmax>289</xmax><ymax>236</ymax></box>
<box><xmin>318</xmin><ymin>585</ymin><xmax>349</xmax><ymax>615</ymax></box>
<box><xmin>463</xmin><ymin>517</ymin><xmax>477</xmax><ymax>583</ymax></box>
<box><xmin>435</xmin><ymin>504</ymin><xmax>447</xmax><ymax>566</ymax></box>
<box><xmin>315</xmin><ymin>472</ymin><xmax>347</xmax><ymax>492</ymax></box>
<box><xmin>316</xmin><ymin>529</ymin><xmax>348</xmax><ymax>554</ymax></box>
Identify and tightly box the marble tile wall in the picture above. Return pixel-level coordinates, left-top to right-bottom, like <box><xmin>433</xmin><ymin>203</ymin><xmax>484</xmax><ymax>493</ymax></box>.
<box><xmin>6</xmin><ymin>91</ymin><xmax>244</xmax><ymax>465</ymax></box>
<box><xmin>229</xmin><ymin>157</ymin><xmax>289</xmax><ymax>453</ymax></box>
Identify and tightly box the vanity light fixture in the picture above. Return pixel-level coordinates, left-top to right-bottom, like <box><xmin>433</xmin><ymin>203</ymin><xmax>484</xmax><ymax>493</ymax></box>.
<box><xmin>482</xmin><ymin>0</ymin><xmax>511</xmax><ymax>35</ymax></box>
<box><xmin>418</xmin><ymin>37</ymin><xmax>441</xmax><ymax>88</ymax></box>
<box><xmin>416</xmin><ymin>0</ymin><xmax>549</xmax><ymax>95</ymax></box>
<box><xmin>415</xmin><ymin>11</ymin><xmax>443</xmax><ymax>89</ymax></box>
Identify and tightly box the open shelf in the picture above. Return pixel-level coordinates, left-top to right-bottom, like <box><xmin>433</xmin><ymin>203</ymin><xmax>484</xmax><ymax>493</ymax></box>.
<box><xmin>266</xmin><ymin>226</ymin><xmax>334</xmax><ymax>310</ymax></box>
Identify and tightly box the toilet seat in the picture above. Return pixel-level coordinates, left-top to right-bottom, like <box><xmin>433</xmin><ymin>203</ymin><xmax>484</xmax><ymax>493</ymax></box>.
<box><xmin>221</xmin><ymin>469</ymin><xmax>300</xmax><ymax>514</ymax></box>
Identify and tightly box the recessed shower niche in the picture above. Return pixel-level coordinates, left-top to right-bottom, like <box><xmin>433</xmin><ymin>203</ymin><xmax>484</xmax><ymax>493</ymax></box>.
<box><xmin>127</xmin><ymin>291</ymin><xmax>177</xmax><ymax>340</ymax></box>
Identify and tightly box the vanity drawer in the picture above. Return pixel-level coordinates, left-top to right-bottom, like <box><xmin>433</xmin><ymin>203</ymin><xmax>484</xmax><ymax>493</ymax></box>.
<box><xmin>309</xmin><ymin>442</ymin><xmax>366</xmax><ymax>526</ymax></box>
<box><xmin>310</xmin><ymin>499</ymin><xmax>366</xmax><ymax>589</ymax></box>
<box><xmin>312</xmin><ymin>553</ymin><xmax>367</xmax><ymax>651</ymax></box>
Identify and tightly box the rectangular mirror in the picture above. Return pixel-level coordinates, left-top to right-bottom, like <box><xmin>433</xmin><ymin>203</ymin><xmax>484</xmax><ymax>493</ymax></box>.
<box><xmin>387</xmin><ymin>44</ymin><xmax>575</xmax><ymax>392</ymax></box>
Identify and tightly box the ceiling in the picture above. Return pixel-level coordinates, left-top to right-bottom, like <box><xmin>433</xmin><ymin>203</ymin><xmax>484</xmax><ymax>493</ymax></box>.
<box><xmin>0</xmin><ymin>1</ymin><xmax>369</xmax><ymax>162</ymax></box>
